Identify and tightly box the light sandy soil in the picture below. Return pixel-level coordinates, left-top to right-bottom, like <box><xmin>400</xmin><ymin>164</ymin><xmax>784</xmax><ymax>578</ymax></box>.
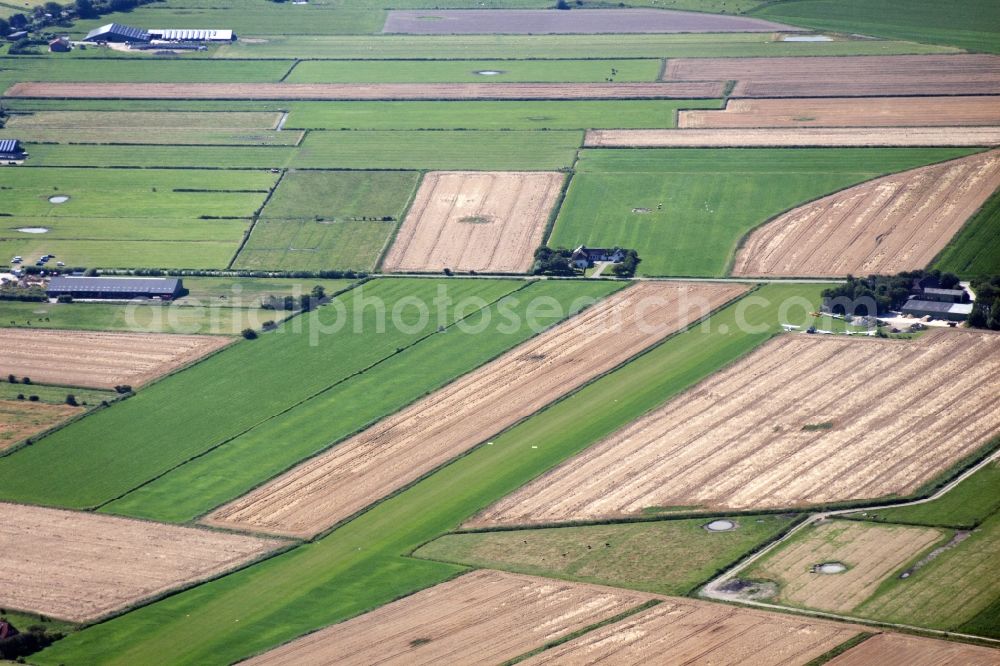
<box><xmin>522</xmin><ymin>597</ymin><xmax>861</xmax><ymax>665</ymax></box>
<box><xmin>469</xmin><ymin>330</ymin><xmax>1000</xmax><ymax>527</ymax></box>
<box><xmin>584</xmin><ymin>127</ymin><xmax>1000</xmax><ymax>147</ymax></box>
<box><xmin>732</xmin><ymin>150</ymin><xmax>1000</xmax><ymax>278</ymax></box>
<box><xmin>239</xmin><ymin>570</ymin><xmax>652</xmax><ymax>666</ymax></box>
<box><xmin>0</xmin><ymin>502</ymin><xmax>282</xmax><ymax>623</ymax></box>
<box><xmin>203</xmin><ymin>282</ymin><xmax>748</xmax><ymax>538</ymax></box>
<box><xmin>828</xmin><ymin>633</ymin><xmax>1000</xmax><ymax>666</ymax></box>
<box><xmin>4</xmin><ymin>81</ymin><xmax>726</xmax><ymax>100</ymax></box>
<box><xmin>0</xmin><ymin>328</ymin><xmax>232</xmax><ymax>389</ymax></box>
<box><xmin>746</xmin><ymin>520</ymin><xmax>943</xmax><ymax>614</ymax></box>
<box><xmin>664</xmin><ymin>55</ymin><xmax>1000</xmax><ymax>97</ymax></box>
<box><xmin>382</xmin><ymin>171</ymin><xmax>563</xmax><ymax>274</ymax></box>
<box><xmin>679</xmin><ymin>96</ymin><xmax>1000</xmax><ymax>128</ymax></box>
<box><xmin>0</xmin><ymin>399</ymin><xmax>79</xmax><ymax>451</ymax></box>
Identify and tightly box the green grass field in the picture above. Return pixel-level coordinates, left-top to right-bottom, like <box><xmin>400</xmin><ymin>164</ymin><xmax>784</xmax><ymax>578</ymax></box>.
<box><xmin>24</xmin><ymin>144</ymin><xmax>297</xmax><ymax>169</ymax></box>
<box><xmin>933</xmin><ymin>188</ymin><xmax>1000</xmax><ymax>278</ymax></box>
<box><xmin>286</xmin><ymin>59</ymin><xmax>660</xmax><ymax>83</ymax></box>
<box><xmin>31</xmin><ymin>282</ymin><xmax>831</xmax><ymax>665</ymax></box>
<box><xmin>292</xmin><ymin>130</ymin><xmax>582</xmax><ymax>170</ymax></box>
<box><xmin>0</xmin><ymin>57</ymin><xmax>293</xmax><ymax>87</ymax></box>
<box><xmin>0</xmin><ymin>239</ymin><xmax>241</xmax><ymax>270</ymax></box>
<box><xmin>0</xmin><ymin>278</ymin><xmax>525</xmax><ymax>508</ymax></box>
<box><xmin>5</xmin><ymin>110</ymin><xmax>282</xmax><ymax>130</ymax></box>
<box><xmin>234</xmin><ymin>220</ymin><xmax>396</xmax><ymax>272</ymax></box>
<box><xmin>549</xmin><ymin>148</ymin><xmax>977</xmax><ymax>276</ymax></box>
<box><xmin>753</xmin><ymin>0</ymin><xmax>1000</xmax><ymax>53</ymax></box>
<box><xmin>0</xmin><ymin>382</ymin><xmax>113</xmax><ymax>406</ymax></box>
<box><xmin>414</xmin><ymin>514</ymin><xmax>797</xmax><ymax>596</ymax></box>
<box><xmin>284</xmin><ymin>99</ymin><xmax>722</xmax><ymax>130</ymax></box>
<box><xmin>259</xmin><ymin>170</ymin><xmax>419</xmax><ymax>220</ymax></box>
<box><xmin>0</xmin><ymin>127</ymin><xmax>300</xmax><ymax>146</ymax></box>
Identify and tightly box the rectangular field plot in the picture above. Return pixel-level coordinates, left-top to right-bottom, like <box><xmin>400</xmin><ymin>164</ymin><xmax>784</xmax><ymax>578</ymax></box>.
<box><xmin>241</xmin><ymin>570</ymin><xmax>651</xmax><ymax>666</ymax></box>
<box><xmin>204</xmin><ymin>282</ymin><xmax>748</xmax><ymax>538</ymax></box>
<box><xmin>383</xmin><ymin>171</ymin><xmax>563</xmax><ymax>274</ymax></box>
<box><xmin>25</xmin><ymin>144</ymin><xmax>297</xmax><ymax>169</ymax></box>
<box><xmin>235</xmin><ymin>220</ymin><xmax>396</xmax><ymax>272</ymax></box>
<box><xmin>679</xmin><ymin>96</ymin><xmax>1000</xmax><ymax>128</ymax></box>
<box><xmin>523</xmin><ymin>598</ymin><xmax>861</xmax><ymax>665</ymax></box>
<box><xmin>0</xmin><ymin>502</ymin><xmax>281</xmax><ymax>623</ymax></box>
<box><xmin>0</xmin><ymin>400</ymin><xmax>80</xmax><ymax>452</ymax></box>
<box><xmin>585</xmin><ymin>127</ymin><xmax>1000</xmax><ymax>147</ymax></box>
<box><xmin>0</xmin><ymin>238</ymin><xmax>242</xmax><ymax>271</ymax></box>
<box><xmin>291</xmin><ymin>130</ymin><xmax>583</xmax><ymax>170</ymax></box>
<box><xmin>286</xmin><ymin>59</ymin><xmax>661</xmax><ymax>83</ymax></box>
<box><xmin>549</xmin><ymin>148</ymin><xmax>971</xmax><ymax>276</ymax></box>
<box><xmin>0</xmin><ymin>328</ymin><xmax>232</xmax><ymax>390</ymax></box>
<box><xmin>828</xmin><ymin>633</ymin><xmax>1000</xmax><ymax>665</ymax></box>
<box><xmin>285</xmin><ymin>99</ymin><xmax>721</xmax><ymax>130</ymax></box>
<box><xmin>733</xmin><ymin>151</ymin><xmax>1000</xmax><ymax>278</ymax></box>
<box><xmin>934</xmin><ymin>187</ymin><xmax>1000</xmax><ymax>278</ymax></box>
<box><xmin>259</xmin><ymin>170</ymin><xmax>419</xmax><ymax>221</ymax></box>
<box><xmin>0</xmin><ymin>58</ymin><xmax>294</xmax><ymax>85</ymax></box>
<box><xmin>745</xmin><ymin>520</ymin><xmax>944</xmax><ymax>613</ymax></box>
<box><xmin>469</xmin><ymin>330</ymin><xmax>1000</xmax><ymax>527</ymax></box>
<box><xmin>664</xmin><ymin>54</ymin><xmax>1000</xmax><ymax>97</ymax></box>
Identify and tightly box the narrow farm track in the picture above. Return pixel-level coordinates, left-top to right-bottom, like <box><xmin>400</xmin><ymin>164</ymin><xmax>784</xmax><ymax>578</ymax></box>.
<box><xmin>585</xmin><ymin>127</ymin><xmax>1000</xmax><ymax>147</ymax></box>
<box><xmin>203</xmin><ymin>282</ymin><xmax>748</xmax><ymax>538</ymax></box>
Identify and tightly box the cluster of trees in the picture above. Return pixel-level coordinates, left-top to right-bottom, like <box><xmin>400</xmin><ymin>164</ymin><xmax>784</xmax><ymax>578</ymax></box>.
<box><xmin>0</xmin><ymin>619</ymin><xmax>63</xmax><ymax>661</ymax></box>
<box><xmin>0</xmin><ymin>283</ymin><xmax>47</xmax><ymax>302</ymax></box>
<box><xmin>0</xmin><ymin>0</ymin><xmax>159</xmax><ymax>44</ymax></box>
<box><xmin>260</xmin><ymin>285</ymin><xmax>327</xmax><ymax>312</ymax></box>
<box><xmin>532</xmin><ymin>246</ymin><xmax>577</xmax><ymax>276</ymax></box>
<box><xmin>968</xmin><ymin>275</ymin><xmax>1000</xmax><ymax>330</ymax></box>
<box><xmin>97</xmin><ymin>268</ymin><xmax>364</xmax><ymax>280</ymax></box>
<box><xmin>822</xmin><ymin>270</ymin><xmax>961</xmax><ymax>316</ymax></box>
<box><xmin>611</xmin><ymin>249</ymin><xmax>640</xmax><ymax>278</ymax></box>
<box><xmin>8</xmin><ymin>375</ymin><xmax>31</xmax><ymax>384</ymax></box>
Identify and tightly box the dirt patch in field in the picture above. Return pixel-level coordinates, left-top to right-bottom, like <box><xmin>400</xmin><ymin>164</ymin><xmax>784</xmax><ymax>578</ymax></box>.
<box><xmin>383</xmin><ymin>171</ymin><xmax>563</xmax><ymax>274</ymax></box>
<box><xmin>0</xmin><ymin>502</ymin><xmax>282</xmax><ymax>623</ymax></box>
<box><xmin>382</xmin><ymin>9</ymin><xmax>800</xmax><ymax>34</ymax></box>
<box><xmin>203</xmin><ymin>282</ymin><xmax>748</xmax><ymax>539</ymax></box>
<box><xmin>746</xmin><ymin>520</ymin><xmax>943</xmax><ymax>613</ymax></box>
<box><xmin>828</xmin><ymin>633</ymin><xmax>1000</xmax><ymax>666</ymax></box>
<box><xmin>733</xmin><ymin>150</ymin><xmax>1000</xmax><ymax>277</ymax></box>
<box><xmin>664</xmin><ymin>55</ymin><xmax>1000</xmax><ymax>97</ymax></box>
<box><xmin>468</xmin><ymin>329</ymin><xmax>1000</xmax><ymax>527</ymax></box>
<box><xmin>0</xmin><ymin>399</ymin><xmax>79</xmax><ymax>451</ymax></box>
<box><xmin>679</xmin><ymin>96</ymin><xmax>1000</xmax><ymax>128</ymax></box>
<box><xmin>522</xmin><ymin>597</ymin><xmax>862</xmax><ymax>665</ymax></box>
<box><xmin>0</xmin><ymin>328</ymin><xmax>233</xmax><ymax>390</ymax></box>
<box><xmin>585</xmin><ymin>127</ymin><xmax>1000</xmax><ymax>147</ymax></box>
<box><xmin>239</xmin><ymin>570</ymin><xmax>652</xmax><ymax>665</ymax></box>
<box><xmin>4</xmin><ymin>81</ymin><xmax>726</xmax><ymax>100</ymax></box>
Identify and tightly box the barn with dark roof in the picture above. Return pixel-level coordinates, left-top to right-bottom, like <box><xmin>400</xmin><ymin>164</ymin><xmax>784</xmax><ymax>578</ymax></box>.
<box><xmin>82</xmin><ymin>23</ymin><xmax>150</xmax><ymax>43</ymax></box>
<box><xmin>0</xmin><ymin>139</ymin><xmax>25</xmax><ymax>163</ymax></box>
<box><xmin>47</xmin><ymin>276</ymin><xmax>184</xmax><ymax>300</ymax></box>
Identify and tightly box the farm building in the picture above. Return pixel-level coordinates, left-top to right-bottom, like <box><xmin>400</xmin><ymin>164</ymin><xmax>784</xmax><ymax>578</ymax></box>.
<box><xmin>82</xmin><ymin>23</ymin><xmax>150</xmax><ymax>43</ymax></box>
<box><xmin>0</xmin><ymin>139</ymin><xmax>25</xmax><ymax>163</ymax></box>
<box><xmin>46</xmin><ymin>276</ymin><xmax>184</xmax><ymax>300</ymax></box>
<box><xmin>900</xmin><ymin>297</ymin><xmax>972</xmax><ymax>322</ymax></box>
<box><xmin>148</xmin><ymin>29</ymin><xmax>236</xmax><ymax>42</ymax></box>
<box><xmin>48</xmin><ymin>36</ymin><xmax>71</xmax><ymax>52</ymax></box>
<box><xmin>920</xmin><ymin>287</ymin><xmax>968</xmax><ymax>303</ymax></box>
<box><xmin>570</xmin><ymin>246</ymin><xmax>626</xmax><ymax>269</ymax></box>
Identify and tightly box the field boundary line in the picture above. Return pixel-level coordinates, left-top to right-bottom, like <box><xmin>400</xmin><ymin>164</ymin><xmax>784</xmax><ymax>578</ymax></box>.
<box><xmin>228</xmin><ymin>168</ymin><xmax>287</xmax><ymax>270</ymax></box>
<box><xmin>279</xmin><ymin>60</ymin><xmax>301</xmax><ymax>82</ymax></box>
<box><xmin>373</xmin><ymin>170</ymin><xmax>425</xmax><ymax>272</ymax></box>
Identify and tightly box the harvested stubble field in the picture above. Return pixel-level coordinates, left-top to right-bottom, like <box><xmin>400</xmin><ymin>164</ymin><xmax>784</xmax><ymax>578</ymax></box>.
<box><xmin>0</xmin><ymin>400</ymin><xmax>79</xmax><ymax>452</ymax></box>
<box><xmin>204</xmin><ymin>282</ymin><xmax>748</xmax><ymax>538</ymax></box>
<box><xmin>664</xmin><ymin>54</ymin><xmax>1000</xmax><ymax>97</ymax></box>
<box><xmin>4</xmin><ymin>82</ymin><xmax>726</xmax><ymax>101</ymax></box>
<box><xmin>584</xmin><ymin>127</ymin><xmax>1000</xmax><ymax>147</ymax></box>
<box><xmin>470</xmin><ymin>330</ymin><xmax>1000</xmax><ymax>527</ymax></box>
<box><xmin>827</xmin><ymin>633</ymin><xmax>1000</xmax><ymax>666</ymax></box>
<box><xmin>522</xmin><ymin>597</ymin><xmax>862</xmax><ymax>665</ymax></box>
<box><xmin>0</xmin><ymin>329</ymin><xmax>232</xmax><ymax>390</ymax></box>
<box><xmin>239</xmin><ymin>570</ymin><xmax>651</xmax><ymax>666</ymax></box>
<box><xmin>0</xmin><ymin>502</ymin><xmax>281</xmax><ymax>623</ymax></box>
<box><xmin>733</xmin><ymin>150</ymin><xmax>1000</xmax><ymax>278</ymax></box>
<box><xmin>383</xmin><ymin>8</ymin><xmax>799</xmax><ymax>34</ymax></box>
<box><xmin>382</xmin><ymin>171</ymin><xmax>563</xmax><ymax>274</ymax></box>
<box><xmin>746</xmin><ymin>520</ymin><xmax>944</xmax><ymax>614</ymax></box>
<box><xmin>679</xmin><ymin>96</ymin><xmax>1000</xmax><ymax>128</ymax></box>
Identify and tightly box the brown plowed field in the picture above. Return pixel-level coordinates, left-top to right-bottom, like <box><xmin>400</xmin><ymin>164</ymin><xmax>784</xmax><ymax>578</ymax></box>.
<box><xmin>239</xmin><ymin>570</ymin><xmax>652</xmax><ymax>666</ymax></box>
<box><xmin>203</xmin><ymin>282</ymin><xmax>748</xmax><ymax>538</ymax></box>
<box><xmin>733</xmin><ymin>150</ymin><xmax>1000</xmax><ymax>278</ymax></box>
<box><xmin>382</xmin><ymin>171</ymin><xmax>563</xmax><ymax>274</ymax></box>
<box><xmin>0</xmin><ymin>400</ymin><xmax>79</xmax><ymax>451</ymax></box>
<box><xmin>4</xmin><ymin>81</ymin><xmax>726</xmax><ymax>100</ymax></box>
<box><xmin>747</xmin><ymin>521</ymin><xmax>943</xmax><ymax>613</ymax></box>
<box><xmin>0</xmin><ymin>328</ymin><xmax>232</xmax><ymax>389</ymax></box>
<box><xmin>0</xmin><ymin>502</ymin><xmax>281</xmax><ymax>623</ymax></box>
<box><xmin>830</xmin><ymin>633</ymin><xmax>1000</xmax><ymax>666</ymax></box>
<box><xmin>469</xmin><ymin>330</ymin><xmax>1000</xmax><ymax>527</ymax></box>
<box><xmin>679</xmin><ymin>97</ymin><xmax>1000</xmax><ymax>128</ymax></box>
<box><xmin>522</xmin><ymin>597</ymin><xmax>861</xmax><ymax>665</ymax></box>
<box><xmin>664</xmin><ymin>55</ymin><xmax>1000</xmax><ymax>97</ymax></box>
<box><xmin>584</xmin><ymin>127</ymin><xmax>1000</xmax><ymax>147</ymax></box>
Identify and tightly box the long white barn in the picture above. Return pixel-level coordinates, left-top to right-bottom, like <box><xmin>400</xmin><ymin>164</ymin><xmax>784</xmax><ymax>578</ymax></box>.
<box><xmin>148</xmin><ymin>28</ymin><xmax>236</xmax><ymax>41</ymax></box>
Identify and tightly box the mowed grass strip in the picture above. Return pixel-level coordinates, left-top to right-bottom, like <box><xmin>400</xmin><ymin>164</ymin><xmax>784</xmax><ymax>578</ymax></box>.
<box><xmin>284</xmin><ymin>99</ymin><xmax>722</xmax><ymax>130</ymax></box>
<box><xmin>933</xmin><ymin>186</ymin><xmax>1000</xmax><ymax>277</ymax></box>
<box><xmin>0</xmin><ymin>238</ymin><xmax>242</xmax><ymax>271</ymax></box>
<box><xmin>234</xmin><ymin>220</ymin><xmax>396</xmax><ymax>272</ymax></box>
<box><xmin>0</xmin><ymin>127</ymin><xmax>300</xmax><ymax>146</ymax></box>
<box><xmin>24</xmin><ymin>144</ymin><xmax>297</xmax><ymax>169</ymax></box>
<box><xmin>549</xmin><ymin>148</ymin><xmax>977</xmax><ymax>276</ymax></box>
<box><xmin>0</xmin><ymin>57</ymin><xmax>293</xmax><ymax>84</ymax></box>
<box><xmin>292</xmin><ymin>130</ymin><xmax>583</xmax><ymax>170</ymax></box>
<box><xmin>103</xmin><ymin>280</ymin><xmax>622</xmax><ymax>523</ymax></box>
<box><xmin>414</xmin><ymin>514</ymin><xmax>796</xmax><ymax>596</ymax></box>
<box><xmin>0</xmin><ymin>278</ymin><xmax>522</xmax><ymax>508</ymax></box>
<box><xmin>286</xmin><ymin>59</ymin><xmax>660</xmax><ymax>83</ymax></box>
<box><xmin>33</xmin><ymin>283</ymin><xmax>830</xmax><ymax>665</ymax></box>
